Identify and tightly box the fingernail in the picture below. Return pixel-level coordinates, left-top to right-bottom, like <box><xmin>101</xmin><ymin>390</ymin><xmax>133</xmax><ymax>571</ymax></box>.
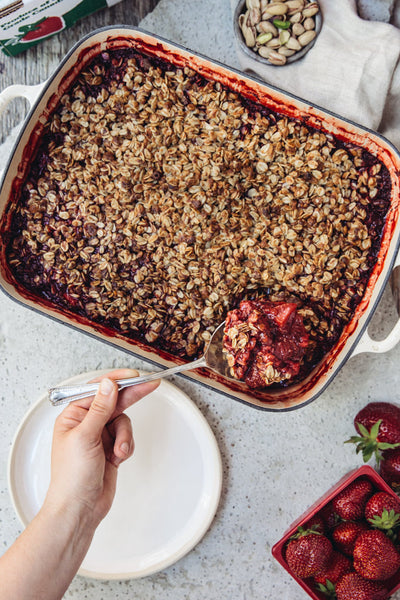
<box><xmin>120</xmin><ymin>442</ymin><xmax>130</xmax><ymax>455</ymax></box>
<box><xmin>99</xmin><ymin>378</ymin><xmax>114</xmax><ymax>395</ymax></box>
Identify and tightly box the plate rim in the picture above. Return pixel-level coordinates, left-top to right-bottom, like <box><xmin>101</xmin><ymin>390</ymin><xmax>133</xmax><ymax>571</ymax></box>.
<box><xmin>7</xmin><ymin>369</ymin><xmax>223</xmax><ymax>580</ymax></box>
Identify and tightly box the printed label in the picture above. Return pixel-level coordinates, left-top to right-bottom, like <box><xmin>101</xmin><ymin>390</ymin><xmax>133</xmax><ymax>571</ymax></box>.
<box><xmin>0</xmin><ymin>0</ymin><xmax>108</xmax><ymax>55</ymax></box>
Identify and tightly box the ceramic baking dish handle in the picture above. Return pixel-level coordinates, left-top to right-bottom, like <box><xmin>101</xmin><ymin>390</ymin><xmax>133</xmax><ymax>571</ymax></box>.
<box><xmin>0</xmin><ymin>82</ymin><xmax>45</xmax><ymax>117</ymax></box>
<box><xmin>352</xmin><ymin>251</ymin><xmax>400</xmax><ymax>357</ymax></box>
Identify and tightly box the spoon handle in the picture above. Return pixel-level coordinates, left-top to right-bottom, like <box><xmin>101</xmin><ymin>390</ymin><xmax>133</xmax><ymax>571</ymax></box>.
<box><xmin>48</xmin><ymin>357</ymin><xmax>207</xmax><ymax>406</ymax></box>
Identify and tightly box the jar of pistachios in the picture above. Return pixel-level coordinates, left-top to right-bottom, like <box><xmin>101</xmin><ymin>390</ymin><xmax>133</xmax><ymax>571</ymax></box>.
<box><xmin>234</xmin><ymin>0</ymin><xmax>321</xmax><ymax>66</ymax></box>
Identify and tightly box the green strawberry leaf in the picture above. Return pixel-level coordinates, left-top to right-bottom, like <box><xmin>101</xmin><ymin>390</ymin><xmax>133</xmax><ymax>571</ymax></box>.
<box><xmin>344</xmin><ymin>419</ymin><xmax>400</xmax><ymax>464</ymax></box>
<box><xmin>368</xmin><ymin>509</ymin><xmax>400</xmax><ymax>540</ymax></box>
<box><xmin>289</xmin><ymin>525</ymin><xmax>322</xmax><ymax>540</ymax></box>
<box><xmin>315</xmin><ymin>579</ymin><xmax>336</xmax><ymax>599</ymax></box>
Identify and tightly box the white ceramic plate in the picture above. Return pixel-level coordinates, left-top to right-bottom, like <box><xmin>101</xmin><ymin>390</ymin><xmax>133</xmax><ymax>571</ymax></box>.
<box><xmin>8</xmin><ymin>370</ymin><xmax>222</xmax><ymax>579</ymax></box>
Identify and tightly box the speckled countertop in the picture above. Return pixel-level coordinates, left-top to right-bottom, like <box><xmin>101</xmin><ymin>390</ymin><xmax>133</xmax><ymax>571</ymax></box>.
<box><xmin>1</xmin><ymin>1</ymin><xmax>400</xmax><ymax>599</ymax></box>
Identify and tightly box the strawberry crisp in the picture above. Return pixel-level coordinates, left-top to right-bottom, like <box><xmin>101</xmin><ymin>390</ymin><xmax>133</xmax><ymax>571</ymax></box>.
<box><xmin>4</xmin><ymin>47</ymin><xmax>392</xmax><ymax>391</ymax></box>
<box><xmin>223</xmin><ymin>299</ymin><xmax>309</xmax><ymax>388</ymax></box>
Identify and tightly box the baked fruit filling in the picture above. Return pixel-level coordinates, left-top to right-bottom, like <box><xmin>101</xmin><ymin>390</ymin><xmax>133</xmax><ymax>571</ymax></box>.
<box><xmin>223</xmin><ymin>300</ymin><xmax>309</xmax><ymax>388</ymax></box>
<box><xmin>5</xmin><ymin>47</ymin><xmax>391</xmax><ymax>391</ymax></box>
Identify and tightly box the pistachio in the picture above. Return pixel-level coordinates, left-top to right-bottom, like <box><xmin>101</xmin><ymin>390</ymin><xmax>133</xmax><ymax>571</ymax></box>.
<box><xmin>237</xmin><ymin>0</ymin><xmax>320</xmax><ymax>65</ymax></box>
<box><xmin>278</xmin><ymin>46</ymin><xmax>296</xmax><ymax>57</ymax></box>
<box><xmin>303</xmin><ymin>17</ymin><xmax>315</xmax><ymax>30</ymax></box>
<box><xmin>258</xmin><ymin>46</ymin><xmax>272</xmax><ymax>58</ymax></box>
<box><xmin>264</xmin><ymin>2</ymin><xmax>288</xmax><ymax>16</ymax></box>
<box><xmin>267</xmin><ymin>37</ymin><xmax>281</xmax><ymax>48</ymax></box>
<box><xmin>273</xmin><ymin>18</ymin><xmax>291</xmax><ymax>30</ymax></box>
<box><xmin>302</xmin><ymin>2</ymin><xmax>319</xmax><ymax>18</ymax></box>
<box><xmin>286</xmin><ymin>36</ymin><xmax>302</xmax><ymax>51</ymax></box>
<box><xmin>289</xmin><ymin>11</ymin><xmax>302</xmax><ymax>23</ymax></box>
<box><xmin>285</xmin><ymin>0</ymin><xmax>304</xmax><ymax>14</ymax></box>
<box><xmin>257</xmin><ymin>20</ymin><xmax>278</xmax><ymax>35</ymax></box>
<box><xmin>267</xmin><ymin>49</ymin><xmax>287</xmax><ymax>65</ymax></box>
<box><xmin>246</xmin><ymin>0</ymin><xmax>261</xmax><ymax>9</ymax></box>
<box><xmin>279</xmin><ymin>30</ymin><xmax>291</xmax><ymax>45</ymax></box>
<box><xmin>298</xmin><ymin>29</ymin><xmax>317</xmax><ymax>46</ymax></box>
<box><xmin>292</xmin><ymin>22</ymin><xmax>305</xmax><ymax>36</ymax></box>
<box><xmin>247</xmin><ymin>7</ymin><xmax>261</xmax><ymax>25</ymax></box>
<box><xmin>241</xmin><ymin>20</ymin><xmax>257</xmax><ymax>47</ymax></box>
<box><xmin>256</xmin><ymin>32</ymin><xmax>273</xmax><ymax>44</ymax></box>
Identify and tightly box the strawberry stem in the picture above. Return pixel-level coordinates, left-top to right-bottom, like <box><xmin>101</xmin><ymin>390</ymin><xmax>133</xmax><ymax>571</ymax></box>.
<box><xmin>344</xmin><ymin>419</ymin><xmax>400</xmax><ymax>463</ymax></box>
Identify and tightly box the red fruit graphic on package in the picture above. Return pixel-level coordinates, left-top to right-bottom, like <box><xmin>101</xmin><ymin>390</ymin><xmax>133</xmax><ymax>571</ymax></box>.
<box><xmin>20</xmin><ymin>16</ymin><xmax>65</xmax><ymax>42</ymax></box>
<box><xmin>285</xmin><ymin>528</ymin><xmax>332</xmax><ymax>579</ymax></box>
<box><xmin>353</xmin><ymin>529</ymin><xmax>400</xmax><ymax>581</ymax></box>
<box><xmin>332</xmin><ymin>477</ymin><xmax>373</xmax><ymax>520</ymax></box>
<box><xmin>335</xmin><ymin>572</ymin><xmax>389</xmax><ymax>600</ymax></box>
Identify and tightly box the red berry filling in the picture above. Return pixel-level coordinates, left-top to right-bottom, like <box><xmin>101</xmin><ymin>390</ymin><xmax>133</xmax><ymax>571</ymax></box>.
<box><xmin>223</xmin><ymin>299</ymin><xmax>309</xmax><ymax>388</ymax></box>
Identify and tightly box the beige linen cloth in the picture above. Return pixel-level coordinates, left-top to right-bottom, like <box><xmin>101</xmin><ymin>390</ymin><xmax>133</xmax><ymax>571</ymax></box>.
<box><xmin>231</xmin><ymin>0</ymin><xmax>400</xmax><ymax>149</ymax></box>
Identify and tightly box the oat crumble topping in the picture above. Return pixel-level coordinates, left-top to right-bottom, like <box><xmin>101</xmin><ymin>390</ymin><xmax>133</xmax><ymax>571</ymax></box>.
<box><xmin>6</xmin><ymin>49</ymin><xmax>391</xmax><ymax>387</ymax></box>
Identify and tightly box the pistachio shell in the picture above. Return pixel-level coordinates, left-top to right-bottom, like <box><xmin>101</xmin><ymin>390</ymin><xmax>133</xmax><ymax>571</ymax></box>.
<box><xmin>257</xmin><ymin>20</ymin><xmax>278</xmax><ymax>35</ymax></box>
<box><xmin>286</xmin><ymin>36</ymin><xmax>302</xmax><ymax>51</ymax></box>
<box><xmin>302</xmin><ymin>2</ymin><xmax>319</xmax><ymax>18</ymax></box>
<box><xmin>241</xmin><ymin>20</ymin><xmax>257</xmax><ymax>47</ymax></box>
<box><xmin>292</xmin><ymin>22</ymin><xmax>305</xmax><ymax>36</ymax></box>
<box><xmin>258</xmin><ymin>46</ymin><xmax>272</xmax><ymax>58</ymax></box>
<box><xmin>246</xmin><ymin>0</ymin><xmax>261</xmax><ymax>9</ymax></box>
<box><xmin>267</xmin><ymin>37</ymin><xmax>281</xmax><ymax>48</ymax></box>
<box><xmin>278</xmin><ymin>47</ymin><xmax>295</xmax><ymax>57</ymax></box>
<box><xmin>264</xmin><ymin>2</ymin><xmax>288</xmax><ymax>16</ymax></box>
<box><xmin>303</xmin><ymin>17</ymin><xmax>315</xmax><ymax>30</ymax></box>
<box><xmin>268</xmin><ymin>49</ymin><xmax>287</xmax><ymax>65</ymax></box>
<box><xmin>247</xmin><ymin>7</ymin><xmax>261</xmax><ymax>26</ymax></box>
<box><xmin>298</xmin><ymin>29</ymin><xmax>316</xmax><ymax>46</ymax></box>
<box><xmin>289</xmin><ymin>11</ymin><xmax>302</xmax><ymax>23</ymax></box>
<box><xmin>279</xmin><ymin>30</ymin><xmax>291</xmax><ymax>45</ymax></box>
<box><xmin>285</xmin><ymin>0</ymin><xmax>304</xmax><ymax>14</ymax></box>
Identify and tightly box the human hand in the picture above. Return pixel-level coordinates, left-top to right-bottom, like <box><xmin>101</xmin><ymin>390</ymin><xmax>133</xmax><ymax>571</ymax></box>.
<box><xmin>44</xmin><ymin>369</ymin><xmax>159</xmax><ymax>528</ymax></box>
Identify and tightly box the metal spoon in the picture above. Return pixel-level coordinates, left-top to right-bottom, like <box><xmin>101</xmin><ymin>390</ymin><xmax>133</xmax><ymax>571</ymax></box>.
<box><xmin>49</xmin><ymin>322</ymin><xmax>232</xmax><ymax>406</ymax></box>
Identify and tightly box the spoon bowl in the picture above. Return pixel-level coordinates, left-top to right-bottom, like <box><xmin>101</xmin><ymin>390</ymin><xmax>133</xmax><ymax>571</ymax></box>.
<box><xmin>49</xmin><ymin>322</ymin><xmax>232</xmax><ymax>406</ymax></box>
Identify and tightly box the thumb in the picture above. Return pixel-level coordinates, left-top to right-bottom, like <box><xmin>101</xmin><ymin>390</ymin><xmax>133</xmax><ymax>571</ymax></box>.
<box><xmin>80</xmin><ymin>378</ymin><xmax>118</xmax><ymax>440</ymax></box>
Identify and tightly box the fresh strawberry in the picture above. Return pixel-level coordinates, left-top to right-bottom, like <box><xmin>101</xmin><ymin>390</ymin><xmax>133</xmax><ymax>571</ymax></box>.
<box><xmin>335</xmin><ymin>572</ymin><xmax>389</xmax><ymax>600</ymax></box>
<box><xmin>319</xmin><ymin>502</ymin><xmax>340</xmax><ymax>531</ymax></box>
<box><xmin>379</xmin><ymin>447</ymin><xmax>400</xmax><ymax>491</ymax></box>
<box><xmin>365</xmin><ymin>491</ymin><xmax>400</xmax><ymax>538</ymax></box>
<box><xmin>314</xmin><ymin>550</ymin><xmax>352</xmax><ymax>585</ymax></box>
<box><xmin>303</xmin><ymin>514</ymin><xmax>326</xmax><ymax>535</ymax></box>
<box><xmin>332</xmin><ymin>477</ymin><xmax>374</xmax><ymax>521</ymax></box>
<box><xmin>285</xmin><ymin>528</ymin><xmax>332</xmax><ymax>579</ymax></box>
<box><xmin>353</xmin><ymin>529</ymin><xmax>400</xmax><ymax>580</ymax></box>
<box><xmin>345</xmin><ymin>402</ymin><xmax>400</xmax><ymax>463</ymax></box>
<box><xmin>332</xmin><ymin>520</ymin><xmax>369</xmax><ymax>556</ymax></box>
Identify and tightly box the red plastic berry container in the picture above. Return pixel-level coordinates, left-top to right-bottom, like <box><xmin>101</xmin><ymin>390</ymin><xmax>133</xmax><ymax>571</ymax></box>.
<box><xmin>271</xmin><ymin>465</ymin><xmax>400</xmax><ymax>599</ymax></box>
